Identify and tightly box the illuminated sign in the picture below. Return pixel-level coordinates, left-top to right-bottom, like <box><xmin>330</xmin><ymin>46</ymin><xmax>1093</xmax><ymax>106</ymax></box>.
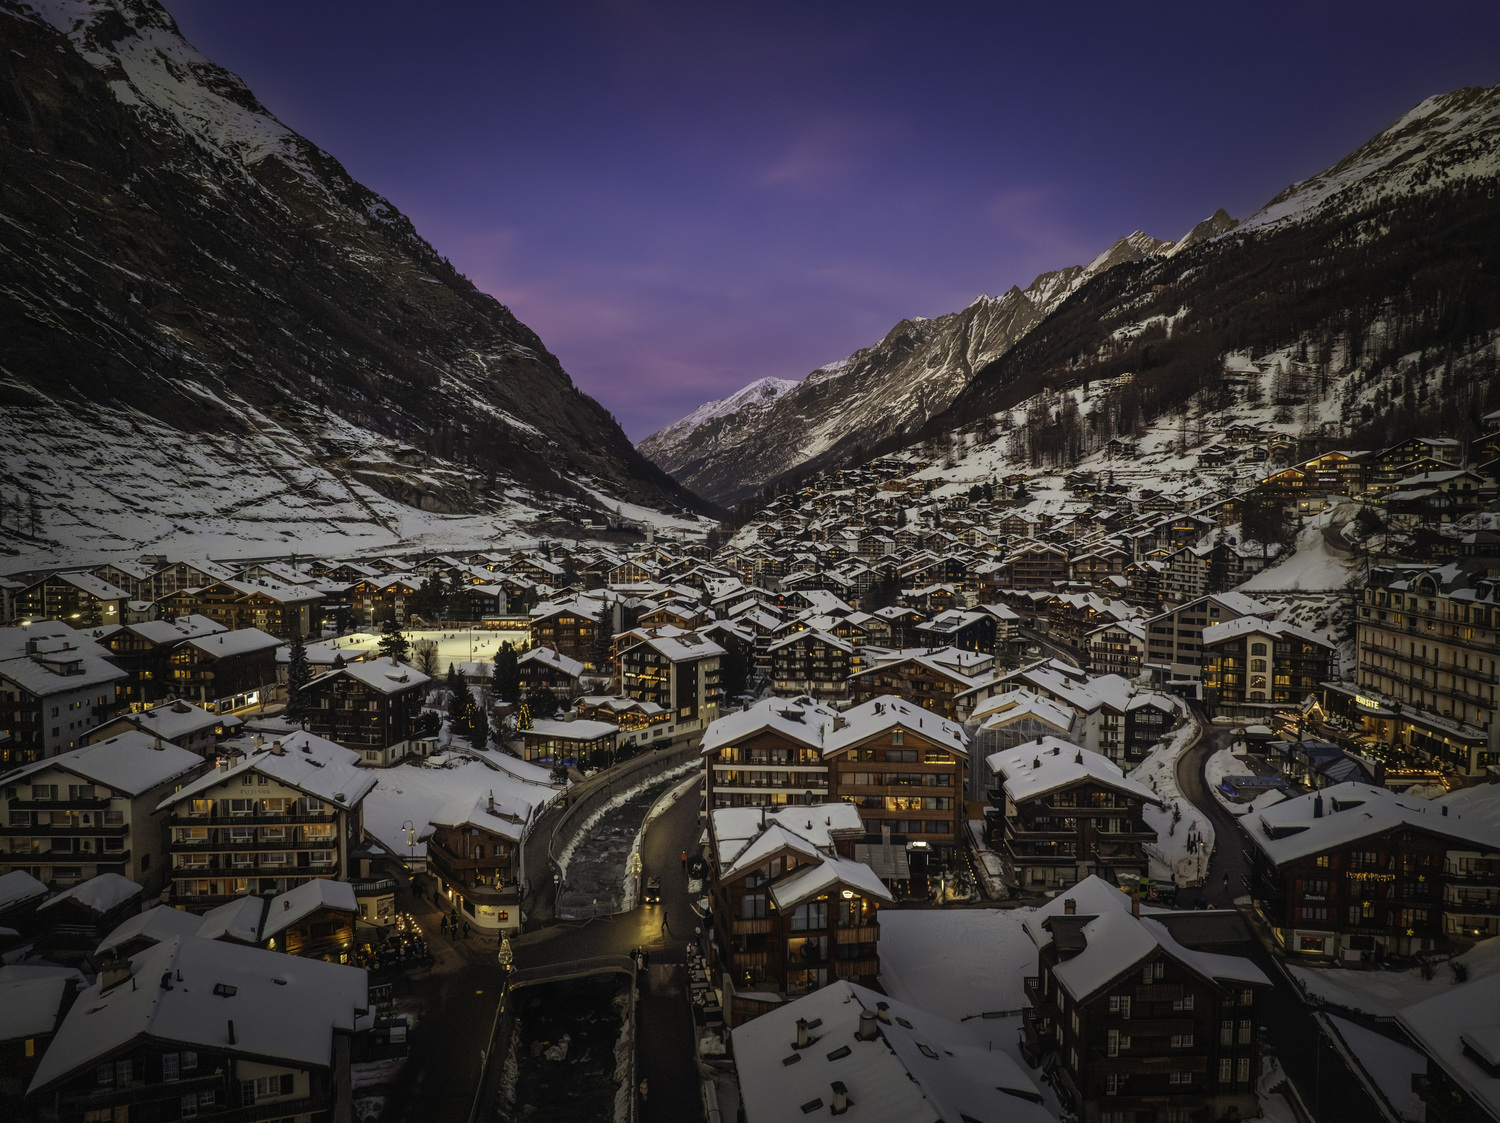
<box><xmin>1345</xmin><ymin>872</ymin><xmax>1394</xmax><ymax>882</ymax></box>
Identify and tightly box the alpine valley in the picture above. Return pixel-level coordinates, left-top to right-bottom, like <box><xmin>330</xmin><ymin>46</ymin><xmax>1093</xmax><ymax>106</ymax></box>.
<box><xmin>641</xmin><ymin>87</ymin><xmax>1500</xmax><ymax>509</ymax></box>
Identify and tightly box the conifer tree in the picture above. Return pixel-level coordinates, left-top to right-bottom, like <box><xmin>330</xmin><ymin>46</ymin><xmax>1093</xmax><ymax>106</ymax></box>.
<box><xmin>376</xmin><ymin>620</ymin><xmax>410</xmax><ymax>662</ymax></box>
<box><xmin>284</xmin><ymin>628</ymin><xmax>311</xmax><ymax>725</ymax></box>
<box><xmin>493</xmin><ymin>643</ymin><xmax>520</xmax><ymax>704</ymax></box>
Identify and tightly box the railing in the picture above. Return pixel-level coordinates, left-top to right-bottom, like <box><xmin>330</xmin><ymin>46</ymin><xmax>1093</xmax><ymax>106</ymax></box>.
<box><xmin>169</xmin><ymin>813</ymin><xmax>337</xmax><ymax>827</ymax></box>
<box><xmin>0</xmin><ymin>823</ymin><xmax>129</xmax><ymax>837</ymax></box>
<box><xmin>832</xmin><ymin>958</ymin><xmax>878</xmax><ymax>978</ymax></box>
<box><xmin>731</xmin><ymin>917</ymin><xmax>774</xmax><ymax>935</ymax></box>
<box><xmin>835</xmin><ymin>925</ymin><xmax>878</xmax><ymax>945</ymax></box>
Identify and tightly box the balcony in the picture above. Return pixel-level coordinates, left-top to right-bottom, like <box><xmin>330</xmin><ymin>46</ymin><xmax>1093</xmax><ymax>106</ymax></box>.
<box><xmin>171</xmin><ymin>861</ymin><xmax>339</xmax><ymax>878</ymax></box>
<box><xmin>169</xmin><ymin>812</ymin><xmax>337</xmax><ymax>828</ymax></box>
<box><xmin>1023</xmin><ymin>975</ymin><xmax>1045</xmax><ymax>1008</ymax></box>
<box><xmin>8</xmin><ymin>797</ymin><xmax>111</xmax><ymax>811</ymax></box>
<box><xmin>832</xmin><ymin>957</ymin><xmax>878</xmax><ymax>978</ymax></box>
<box><xmin>0</xmin><ymin>823</ymin><xmax>129</xmax><ymax>838</ymax></box>
<box><xmin>732</xmin><ymin>917</ymin><xmax>774</xmax><ymax>935</ymax></box>
<box><xmin>835</xmin><ymin>924</ymin><xmax>878</xmax><ymax>945</ymax></box>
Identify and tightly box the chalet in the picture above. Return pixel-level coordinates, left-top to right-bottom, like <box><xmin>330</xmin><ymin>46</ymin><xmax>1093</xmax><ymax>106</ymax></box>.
<box><xmin>299</xmin><ymin>659</ymin><xmax>432</xmax><ymax>768</ymax></box>
<box><xmin>847</xmin><ymin>648</ymin><xmax>991</xmax><ymax>720</ymax></box>
<box><xmin>985</xmin><ymin>738</ymin><xmax>1162</xmax><ymax>893</ymax></box>
<box><xmin>529</xmin><ymin>597</ymin><xmax>606</xmax><ymax>668</ymax></box>
<box><xmin>34</xmin><ymin>873</ymin><xmax>144</xmax><ymax>964</ymax></box>
<box><xmin>156</xmin><ymin>579</ymin><xmax>321</xmax><ymax>639</ymax></box>
<box><xmin>259</xmin><ymin>878</ymin><xmax>359</xmax><ymax>961</ymax></box>
<box><xmin>344</xmin><ymin>575</ymin><xmax>419</xmax><ymax>630</ymax></box>
<box><xmin>92</xmin><ymin>615</ymin><xmax>227</xmax><ymax>708</ymax></box>
<box><xmin>166</xmin><ymin>628</ymin><xmax>282</xmax><ymax>714</ymax></box>
<box><xmin>0</xmin><ymin>733</ymin><xmax>206</xmax><ymax>897</ymax></box>
<box><xmin>516</xmin><ymin>646</ymin><xmax>586</xmax><ymax>700</ymax></box>
<box><xmin>158</xmin><ymin>731</ymin><xmax>374</xmax><ymax>908</ymax></box>
<box><xmin>1142</xmin><ymin>591</ymin><xmax>1268</xmax><ymax>692</ymax></box>
<box><xmin>617</xmin><ymin>631</ymin><xmax>723</xmax><ymax>728</ymax></box>
<box><xmin>1201</xmin><ymin>616</ymin><xmax>1336</xmax><ymax>717</ymax></box>
<box><xmin>1022</xmin><ymin>878</ymin><xmax>1269</xmax><ymax>1123</ymax></box>
<box><xmin>768</xmin><ymin>629</ymin><xmax>853</xmax><ymax>700</ymax></box>
<box><xmin>705</xmin><ymin>803</ymin><xmax>889</xmax><ymax>1023</ymax></box>
<box><xmin>1244</xmin><ymin>782</ymin><xmax>1500</xmax><ymax>958</ymax></box>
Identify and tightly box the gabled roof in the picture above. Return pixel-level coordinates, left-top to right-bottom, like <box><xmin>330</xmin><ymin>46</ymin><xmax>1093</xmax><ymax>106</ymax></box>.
<box><xmin>96</xmin><ymin>904</ymin><xmax>205</xmax><ymax>956</ymax></box>
<box><xmin>29</xmin><ymin>936</ymin><xmax>367</xmax><ymax>1093</ymax></box>
<box><xmin>733</xmin><ymin>981</ymin><xmax>1050</xmax><ymax>1123</ymax></box>
<box><xmin>38</xmin><ymin>874</ymin><xmax>142</xmax><ymax>917</ymax></box>
<box><xmin>195</xmin><ymin>897</ymin><xmax>267</xmax><ymax>944</ymax></box>
<box><xmin>262</xmin><ymin>879</ymin><xmax>358</xmax><ymax>938</ymax></box>
<box><xmin>769</xmin><ymin>854</ymin><xmax>895</xmax><ymax>911</ymax></box>
<box><xmin>701</xmin><ymin>696</ymin><xmax>839</xmax><ymax>755</ymax></box>
<box><xmin>988</xmin><ymin>738</ymin><xmax>1161</xmax><ymax>807</ymax></box>
<box><xmin>179</xmin><ymin>627</ymin><xmax>283</xmax><ymax>658</ymax></box>
<box><xmin>305</xmin><ymin>658</ymin><xmax>430</xmax><ymax>695</ymax></box>
<box><xmin>825</xmin><ymin>695</ymin><xmax>968</xmax><ymax>758</ymax></box>
<box><xmin>161</xmin><ymin>732</ymin><xmax>375</xmax><ymax>812</ymax></box>
<box><xmin>4</xmin><ymin>732</ymin><xmax>203</xmax><ymax>795</ymax></box>
<box><xmin>1244</xmin><ymin>781</ymin><xmax>1500</xmax><ymax>866</ymax></box>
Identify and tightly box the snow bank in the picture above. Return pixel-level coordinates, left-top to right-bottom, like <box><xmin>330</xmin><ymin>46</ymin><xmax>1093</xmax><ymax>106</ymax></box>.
<box><xmin>1127</xmin><ymin>718</ymin><xmax>1214</xmax><ymax>885</ymax></box>
<box><xmin>1289</xmin><ymin>935</ymin><xmax>1500</xmax><ymax>1016</ymax></box>
<box><xmin>878</xmin><ymin>909</ymin><xmax>1036</xmax><ymax>1020</ymax></box>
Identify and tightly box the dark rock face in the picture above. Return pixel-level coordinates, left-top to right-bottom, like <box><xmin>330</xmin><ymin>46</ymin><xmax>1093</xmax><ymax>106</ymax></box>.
<box><xmin>0</xmin><ymin>0</ymin><xmax>708</xmax><ymax>547</ymax></box>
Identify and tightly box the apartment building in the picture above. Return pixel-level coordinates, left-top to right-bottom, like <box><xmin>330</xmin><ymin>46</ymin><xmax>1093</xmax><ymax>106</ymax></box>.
<box><xmin>985</xmin><ymin>738</ymin><xmax>1161</xmax><ymax>893</ymax></box>
<box><xmin>1352</xmin><ymin>564</ymin><xmax>1499</xmax><ymax>777</ymax></box>
<box><xmin>617</xmin><ymin>631</ymin><xmax>723</xmax><ymax>729</ymax></box>
<box><xmin>299</xmin><ymin>658</ymin><xmax>432</xmax><ymax>768</ymax></box>
<box><xmin>1201</xmin><ymin>615</ymin><xmax>1337</xmax><ymax>719</ymax></box>
<box><xmin>768</xmin><ymin>629</ymin><xmax>853</xmax><ymax>700</ymax></box>
<box><xmin>0</xmin><ymin>622</ymin><xmax>128</xmax><ymax>767</ymax></box>
<box><xmin>706</xmin><ymin>803</ymin><xmax>889</xmax><ymax>1024</ymax></box>
<box><xmin>1022</xmin><ymin>878</ymin><xmax>1269</xmax><ymax>1123</ymax></box>
<box><xmin>1142</xmin><ymin>591</ymin><xmax>1267</xmax><ymax>692</ymax></box>
<box><xmin>0</xmin><ymin>733</ymin><xmax>206</xmax><ymax>897</ymax></box>
<box><xmin>158</xmin><ymin>732</ymin><xmax>374</xmax><ymax>908</ymax></box>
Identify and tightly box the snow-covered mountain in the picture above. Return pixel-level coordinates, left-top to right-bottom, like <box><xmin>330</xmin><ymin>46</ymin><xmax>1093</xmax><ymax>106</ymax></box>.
<box><xmin>639</xmin><ymin>229</ymin><xmax>1184</xmax><ymax>505</ymax></box>
<box><xmin>0</xmin><ymin>0</ymin><xmax>707</xmax><ymax>563</ymax></box>
<box><xmin>643</xmin><ymin>84</ymin><xmax>1500</xmax><ymax>507</ymax></box>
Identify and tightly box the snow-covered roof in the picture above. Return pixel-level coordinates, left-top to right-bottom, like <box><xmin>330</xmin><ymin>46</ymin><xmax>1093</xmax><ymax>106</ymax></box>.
<box><xmin>162</xmin><ymin>731</ymin><xmax>375</xmax><ymax>811</ymax></box>
<box><xmin>825</xmin><ymin>695</ymin><xmax>968</xmax><ymax>758</ymax></box>
<box><xmin>621</xmin><ymin>630</ymin><xmax>725</xmax><ymax>663</ymax></box>
<box><xmin>4</xmin><ymin>732</ymin><xmax>204</xmax><ymax>796</ymax></box>
<box><xmin>733</xmin><ymin>981</ymin><xmax>1050</xmax><ymax>1123</ymax></box>
<box><xmin>988</xmin><ymin>738</ymin><xmax>1161</xmax><ymax>807</ymax></box>
<box><xmin>306</xmin><ymin>658</ymin><xmax>429</xmax><ymax>695</ymax></box>
<box><xmin>770</xmin><ymin>854</ymin><xmax>894</xmax><ymax>911</ymax></box>
<box><xmin>0</xmin><ymin>870</ymin><xmax>51</xmax><ymax>913</ymax></box>
<box><xmin>710</xmin><ymin>804</ymin><xmax>865</xmax><ymax>868</ymax></box>
<box><xmin>1020</xmin><ymin>874</ymin><xmax>1161</xmax><ymax>948</ymax></box>
<box><xmin>1397</xmin><ymin>972</ymin><xmax>1500</xmax><ymax>1122</ymax></box>
<box><xmin>523</xmin><ymin>718</ymin><xmax>618</xmax><ymax>741</ymax></box>
<box><xmin>97</xmin><ymin>904</ymin><xmax>206</xmax><ymax>955</ymax></box>
<box><xmin>720</xmin><ymin>824</ymin><xmax>824</xmax><ymax>882</ymax></box>
<box><xmin>701</xmin><ymin>696</ymin><xmax>839</xmax><ymax>755</ymax></box>
<box><xmin>1244</xmin><ymin>781</ymin><xmax>1500</xmax><ymax>866</ymax></box>
<box><xmin>262</xmin><ymin>878</ymin><xmax>358</xmax><ymax>938</ymax></box>
<box><xmin>971</xmin><ymin>689</ymin><xmax>1077</xmax><ymax>735</ymax></box>
<box><xmin>29</xmin><ymin>937</ymin><xmax>367</xmax><ymax>1094</ymax></box>
<box><xmin>195</xmin><ymin>896</ymin><xmax>267</xmax><ymax>944</ymax></box>
<box><xmin>1202</xmin><ymin>614</ymin><xmax>1333</xmax><ymax>649</ymax></box>
<box><xmin>106</xmin><ymin>699</ymin><xmax>221</xmax><ymax>741</ymax></box>
<box><xmin>518</xmin><ymin>646</ymin><xmax>585</xmax><ymax>678</ymax></box>
<box><xmin>0</xmin><ymin>976</ymin><xmax>72</xmax><ymax>1043</ymax></box>
<box><xmin>37</xmin><ymin>873</ymin><xmax>142</xmax><ymax>917</ymax></box>
<box><xmin>1051</xmin><ymin>907</ymin><xmax>1268</xmax><ymax>1003</ymax></box>
<box><xmin>179</xmin><ymin>627</ymin><xmax>283</xmax><ymax>658</ymax></box>
<box><xmin>118</xmin><ymin>615</ymin><xmax>227</xmax><ymax>645</ymax></box>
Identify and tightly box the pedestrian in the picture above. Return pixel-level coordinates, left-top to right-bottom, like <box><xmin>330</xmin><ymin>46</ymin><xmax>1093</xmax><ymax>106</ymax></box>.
<box><xmin>642</xmin><ymin>949</ymin><xmax>650</xmax><ymax>969</ymax></box>
<box><xmin>638</xmin><ymin>1079</ymin><xmax>648</xmax><ymax>1103</ymax></box>
<box><xmin>681</xmin><ymin>849</ymin><xmax>688</xmax><ymax>871</ymax></box>
<box><xmin>463</xmin><ymin>921</ymin><xmax>470</xmax><ymax>939</ymax></box>
<box><xmin>1222</xmin><ymin>872</ymin><xmax>1230</xmax><ymax>892</ymax></box>
<box><xmin>440</xmin><ymin>916</ymin><xmax>448</xmax><ymax>936</ymax></box>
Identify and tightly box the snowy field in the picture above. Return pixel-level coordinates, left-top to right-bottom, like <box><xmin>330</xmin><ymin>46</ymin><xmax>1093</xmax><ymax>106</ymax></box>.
<box><xmin>331</xmin><ymin>630</ymin><xmax>529</xmax><ymax>672</ymax></box>
<box><xmin>878</xmin><ymin>908</ymin><xmax>1036</xmax><ymax>1020</ymax></box>
<box><xmin>1289</xmin><ymin>935</ymin><xmax>1500</xmax><ymax>1016</ymax></box>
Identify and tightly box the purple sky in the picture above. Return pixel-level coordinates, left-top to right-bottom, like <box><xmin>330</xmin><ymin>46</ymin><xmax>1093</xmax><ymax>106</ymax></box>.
<box><xmin>167</xmin><ymin>1</ymin><xmax>1500</xmax><ymax>441</ymax></box>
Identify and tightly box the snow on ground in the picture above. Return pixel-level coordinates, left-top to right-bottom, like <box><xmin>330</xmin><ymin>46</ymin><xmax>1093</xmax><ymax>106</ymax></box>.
<box><xmin>878</xmin><ymin>908</ymin><xmax>1035</xmax><ymax>1020</ymax></box>
<box><xmin>362</xmin><ymin>756</ymin><xmax>558</xmax><ymax>862</ymax></box>
<box><xmin>1238</xmin><ymin>518</ymin><xmax>1358</xmax><ymax>593</ymax></box>
<box><xmin>1128</xmin><ymin>718</ymin><xmax>1214</xmax><ymax>886</ymax></box>
<box><xmin>1289</xmin><ymin>936</ymin><xmax>1500</xmax><ymax>1016</ymax></box>
<box><xmin>337</xmin><ymin>630</ymin><xmax>528</xmax><ymax>673</ymax></box>
<box><xmin>1326</xmin><ymin>1015</ymin><xmax>1427</xmax><ymax>1122</ymax></box>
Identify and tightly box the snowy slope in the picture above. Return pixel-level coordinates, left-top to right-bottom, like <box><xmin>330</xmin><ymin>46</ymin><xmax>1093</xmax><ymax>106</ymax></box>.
<box><xmin>0</xmin><ymin>0</ymin><xmax>705</xmax><ymax>566</ymax></box>
<box><xmin>1243</xmin><ymin>85</ymin><xmax>1500</xmax><ymax>232</ymax></box>
<box><xmin>638</xmin><ymin>230</ymin><xmax>1179</xmax><ymax>505</ymax></box>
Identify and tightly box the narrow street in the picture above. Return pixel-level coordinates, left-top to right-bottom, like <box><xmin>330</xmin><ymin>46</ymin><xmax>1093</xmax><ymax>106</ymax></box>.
<box><xmin>1175</xmin><ymin>711</ymin><xmax>1383</xmax><ymax>1123</ymax></box>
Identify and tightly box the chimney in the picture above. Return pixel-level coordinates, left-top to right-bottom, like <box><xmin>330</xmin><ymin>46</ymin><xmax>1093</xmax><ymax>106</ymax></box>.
<box><xmin>1442</xmin><ymin>804</ymin><xmax>1449</xmax><ymax>817</ymax></box>
<box><xmin>856</xmin><ymin>1008</ymin><xmax>879</xmax><ymax>1041</ymax></box>
<box><xmin>1131</xmin><ymin>889</ymin><xmax>1140</xmax><ymax>918</ymax></box>
<box><xmin>1313</xmin><ymin>794</ymin><xmax>1324</xmax><ymax>818</ymax></box>
<box><xmin>160</xmin><ymin>970</ymin><xmax>173</xmax><ymax>991</ymax></box>
<box><xmin>99</xmin><ymin>953</ymin><xmax>132</xmax><ymax>991</ymax></box>
<box><xmin>153</xmin><ymin>737</ymin><xmax>163</xmax><ymax>751</ymax></box>
<box><xmin>875</xmin><ymin>1001</ymin><xmax>891</xmax><ymax>1025</ymax></box>
<box><xmin>831</xmin><ymin>1081</ymin><xmax>849</xmax><ymax>1114</ymax></box>
<box><xmin>795</xmin><ymin>1017</ymin><xmax>810</xmax><ymax>1048</ymax></box>
<box><xmin>1063</xmin><ymin>897</ymin><xmax>1076</xmax><ymax>916</ymax></box>
<box><xmin>284</xmin><ymin>899</ymin><xmax>291</xmax><ymax>911</ymax></box>
<box><xmin>227</xmin><ymin>1019</ymin><xmax>236</xmax><ymax>1045</ymax></box>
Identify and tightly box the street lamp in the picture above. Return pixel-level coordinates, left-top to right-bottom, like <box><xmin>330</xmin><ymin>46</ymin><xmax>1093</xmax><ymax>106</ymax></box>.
<box><xmin>401</xmin><ymin>819</ymin><xmax>415</xmax><ymax>863</ymax></box>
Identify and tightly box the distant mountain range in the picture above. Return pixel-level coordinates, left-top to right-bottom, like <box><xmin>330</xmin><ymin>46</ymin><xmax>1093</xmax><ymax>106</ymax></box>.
<box><xmin>640</xmin><ymin>86</ymin><xmax>1500</xmax><ymax>506</ymax></box>
<box><xmin>0</xmin><ymin>0</ymin><xmax>710</xmax><ymax>562</ymax></box>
